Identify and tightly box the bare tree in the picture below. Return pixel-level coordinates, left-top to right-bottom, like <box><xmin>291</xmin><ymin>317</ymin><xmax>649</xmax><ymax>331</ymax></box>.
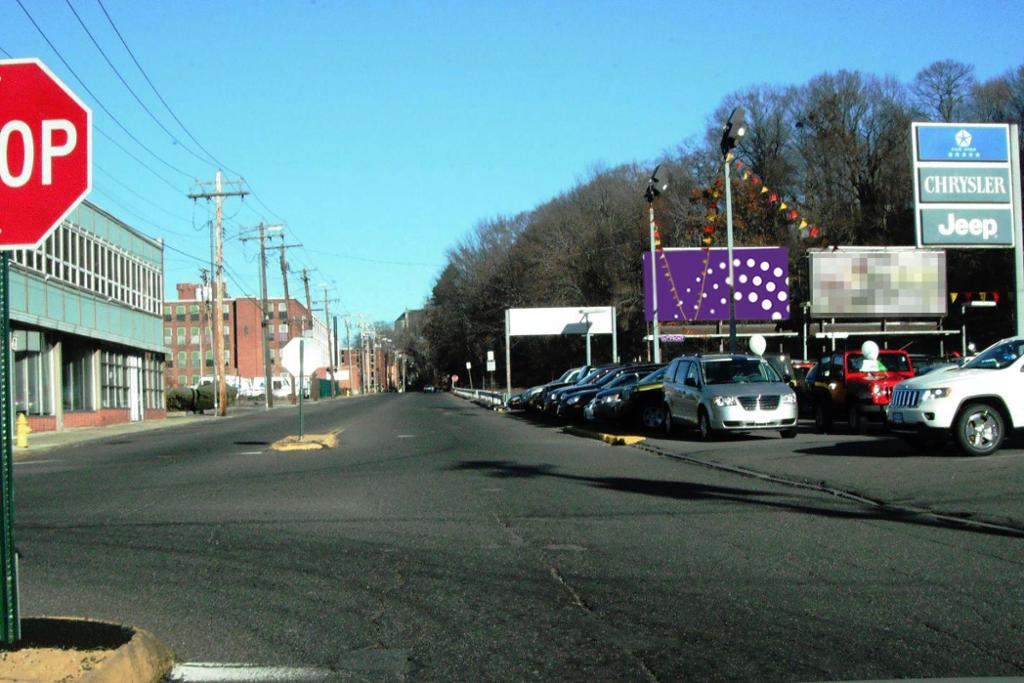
<box><xmin>912</xmin><ymin>60</ymin><xmax>976</xmax><ymax>122</ymax></box>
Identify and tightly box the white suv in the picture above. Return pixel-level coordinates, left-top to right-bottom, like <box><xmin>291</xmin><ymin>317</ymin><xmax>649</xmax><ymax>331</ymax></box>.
<box><xmin>887</xmin><ymin>336</ymin><xmax>1024</xmax><ymax>456</ymax></box>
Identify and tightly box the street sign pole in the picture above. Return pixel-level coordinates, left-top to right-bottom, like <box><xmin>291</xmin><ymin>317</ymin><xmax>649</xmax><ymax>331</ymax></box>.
<box><xmin>1011</xmin><ymin>125</ymin><xmax>1023</xmax><ymax>335</ymax></box>
<box><xmin>0</xmin><ymin>254</ymin><xmax>19</xmax><ymax>644</ymax></box>
<box><xmin>299</xmin><ymin>338</ymin><xmax>305</xmax><ymax>440</ymax></box>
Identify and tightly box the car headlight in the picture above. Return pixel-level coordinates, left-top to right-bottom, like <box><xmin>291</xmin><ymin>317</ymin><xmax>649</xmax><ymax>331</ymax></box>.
<box><xmin>922</xmin><ymin>387</ymin><xmax>952</xmax><ymax>401</ymax></box>
<box><xmin>604</xmin><ymin>392</ymin><xmax>621</xmax><ymax>403</ymax></box>
<box><xmin>781</xmin><ymin>393</ymin><xmax>797</xmax><ymax>404</ymax></box>
<box><xmin>713</xmin><ymin>396</ymin><xmax>739</xmax><ymax>407</ymax></box>
<box><xmin>566</xmin><ymin>395</ymin><xmax>580</xmax><ymax>405</ymax></box>
<box><xmin>870</xmin><ymin>384</ymin><xmax>882</xmax><ymax>395</ymax></box>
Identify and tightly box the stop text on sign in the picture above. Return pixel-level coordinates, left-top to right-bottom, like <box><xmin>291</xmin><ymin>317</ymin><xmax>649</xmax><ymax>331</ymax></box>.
<box><xmin>0</xmin><ymin>119</ymin><xmax>78</xmax><ymax>187</ymax></box>
<box><xmin>0</xmin><ymin>58</ymin><xmax>92</xmax><ymax>250</ymax></box>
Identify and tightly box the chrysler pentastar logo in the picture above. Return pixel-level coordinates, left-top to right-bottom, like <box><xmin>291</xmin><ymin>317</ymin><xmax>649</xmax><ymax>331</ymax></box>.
<box><xmin>948</xmin><ymin>129</ymin><xmax>980</xmax><ymax>158</ymax></box>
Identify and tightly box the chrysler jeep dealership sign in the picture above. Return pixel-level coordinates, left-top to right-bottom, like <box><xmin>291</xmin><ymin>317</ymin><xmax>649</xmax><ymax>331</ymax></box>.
<box><xmin>912</xmin><ymin>122</ymin><xmax>1020</xmax><ymax>248</ymax></box>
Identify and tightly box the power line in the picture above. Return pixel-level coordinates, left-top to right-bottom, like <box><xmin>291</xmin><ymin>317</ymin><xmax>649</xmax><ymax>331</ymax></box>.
<box><xmin>94</xmin><ymin>164</ymin><xmax>192</xmax><ymax>224</ymax></box>
<box><xmin>95</xmin><ymin>126</ymin><xmax>187</xmax><ymax>193</ymax></box>
<box><xmin>15</xmin><ymin>0</ymin><xmax>197</xmax><ymax>181</ymax></box>
<box><xmin>93</xmin><ymin>0</ymin><xmax>238</xmax><ymax>175</ymax></box>
<box><xmin>64</xmin><ymin>0</ymin><xmax>217</xmax><ymax>171</ymax></box>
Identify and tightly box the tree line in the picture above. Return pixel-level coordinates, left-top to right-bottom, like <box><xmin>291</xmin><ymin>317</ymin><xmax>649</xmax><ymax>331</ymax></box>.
<box><xmin>417</xmin><ymin>60</ymin><xmax>1024</xmax><ymax>387</ymax></box>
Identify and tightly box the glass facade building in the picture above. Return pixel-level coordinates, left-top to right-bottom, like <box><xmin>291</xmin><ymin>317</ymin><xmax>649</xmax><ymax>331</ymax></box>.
<box><xmin>9</xmin><ymin>200</ymin><xmax>166</xmax><ymax>431</ymax></box>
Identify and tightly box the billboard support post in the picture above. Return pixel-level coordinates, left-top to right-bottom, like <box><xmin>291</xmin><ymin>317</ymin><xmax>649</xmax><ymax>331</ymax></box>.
<box><xmin>505</xmin><ymin>310</ymin><xmax>512</xmax><ymax>400</ymax></box>
<box><xmin>1012</xmin><ymin>125</ymin><xmax>1023</xmax><ymax>335</ymax></box>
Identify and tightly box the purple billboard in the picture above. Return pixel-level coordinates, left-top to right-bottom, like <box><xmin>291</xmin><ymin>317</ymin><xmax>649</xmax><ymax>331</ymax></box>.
<box><xmin>643</xmin><ymin>247</ymin><xmax>790</xmax><ymax>323</ymax></box>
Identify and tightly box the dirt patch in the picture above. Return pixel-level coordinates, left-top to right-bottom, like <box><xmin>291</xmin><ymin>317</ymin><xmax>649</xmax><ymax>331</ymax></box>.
<box><xmin>0</xmin><ymin>618</ymin><xmax>131</xmax><ymax>682</ymax></box>
<box><xmin>0</xmin><ymin>647</ymin><xmax>113</xmax><ymax>682</ymax></box>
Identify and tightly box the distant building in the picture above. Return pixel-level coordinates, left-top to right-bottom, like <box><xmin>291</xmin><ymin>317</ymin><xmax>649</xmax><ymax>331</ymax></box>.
<box><xmin>10</xmin><ymin>200</ymin><xmax>166</xmax><ymax>432</ymax></box>
<box><xmin>163</xmin><ymin>283</ymin><xmax>331</xmax><ymax>396</ymax></box>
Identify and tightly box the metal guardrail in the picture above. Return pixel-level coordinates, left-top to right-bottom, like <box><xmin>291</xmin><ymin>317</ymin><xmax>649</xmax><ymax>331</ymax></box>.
<box><xmin>453</xmin><ymin>388</ymin><xmax>507</xmax><ymax>408</ymax></box>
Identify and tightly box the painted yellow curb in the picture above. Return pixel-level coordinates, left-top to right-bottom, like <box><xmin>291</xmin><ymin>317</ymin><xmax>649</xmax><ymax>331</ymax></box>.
<box><xmin>562</xmin><ymin>426</ymin><xmax>646</xmax><ymax>446</ymax></box>
<box><xmin>271</xmin><ymin>433</ymin><xmax>338</xmax><ymax>451</ymax></box>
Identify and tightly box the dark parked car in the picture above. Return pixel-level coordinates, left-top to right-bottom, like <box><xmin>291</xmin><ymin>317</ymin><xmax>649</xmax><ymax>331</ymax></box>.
<box><xmin>543</xmin><ymin>364</ymin><xmax>618</xmax><ymax>415</ymax></box>
<box><xmin>525</xmin><ymin>365</ymin><xmax>589</xmax><ymax>412</ymax></box>
<box><xmin>613</xmin><ymin>365</ymin><xmax>671</xmax><ymax>430</ymax></box>
<box><xmin>556</xmin><ymin>364</ymin><xmax>660</xmax><ymax>421</ymax></box>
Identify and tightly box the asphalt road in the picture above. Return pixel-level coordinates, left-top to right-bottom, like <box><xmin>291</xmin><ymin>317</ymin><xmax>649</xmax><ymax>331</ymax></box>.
<box><xmin>14</xmin><ymin>393</ymin><xmax>1024</xmax><ymax>681</ymax></box>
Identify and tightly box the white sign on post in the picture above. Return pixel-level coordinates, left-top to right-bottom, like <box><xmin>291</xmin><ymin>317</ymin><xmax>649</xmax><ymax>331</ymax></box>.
<box><xmin>281</xmin><ymin>337</ymin><xmax>326</xmax><ymax>377</ymax></box>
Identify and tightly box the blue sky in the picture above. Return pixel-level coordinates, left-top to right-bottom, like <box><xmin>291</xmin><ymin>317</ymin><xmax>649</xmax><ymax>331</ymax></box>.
<box><xmin>1</xmin><ymin>0</ymin><xmax>1022</xmax><ymax>324</ymax></box>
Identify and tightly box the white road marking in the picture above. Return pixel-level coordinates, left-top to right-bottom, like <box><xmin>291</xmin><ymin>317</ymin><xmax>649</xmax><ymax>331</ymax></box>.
<box><xmin>13</xmin><ymin>459</ymin><xmax>64</xmax><ymax>466</ymax></box>
<box><xmin>397</xmin><ymin>434</ymin><xmax>415</xmax><ymax>438</ymax></box>
<box><xmin>168</xmin><ymin>663</ymin><xmax>335</xmax><ymax>681</ymax></box>
<box><xmin>236</xmin><ymin>451</ymin><xmax>264</xmax><ymax>455</ymax></box>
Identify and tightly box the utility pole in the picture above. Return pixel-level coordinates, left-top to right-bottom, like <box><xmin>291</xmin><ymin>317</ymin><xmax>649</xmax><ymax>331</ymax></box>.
<box><xmin>240</xmin><ymin>224</ymin><xmax>279</xmax><ymax>409</ymax></box>
<box><xmin>332</xmin><ymin>315</ymin><xmax>339</xmax><ymax>398</ymax></box>
<box><xmin>301</xmin><ymin>268</ymin><xmax>313</xmax><ymax>332</ymax></box>
<box><xmin>189</xmin><ymin>171</ymin><xmax>247</xmax><ymax>417</ymax></box>
<box><xmin>267</xmin><ymin>239</ymin><xmax>301</xmax><ymax>339</ymax></box>
<box><xmin>344</xmin><ymin>316</ymin><xmax>353</xmax><ymax>395</ymax></box>
<box><xmin>321</xmin><ymin>285</ymin><xmax>337</xmax><ymax>398</ymax></box>
<box><xmin>199</xmin><ymin>268</ymin><xmax>209</xmax><ymax>386</ymax></box>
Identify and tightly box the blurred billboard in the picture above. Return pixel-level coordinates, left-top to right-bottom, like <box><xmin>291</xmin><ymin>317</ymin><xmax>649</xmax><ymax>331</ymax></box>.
<box><xmin>643</xmin><ymin>247</ymin><xmax>790</xmax><ymax>322</ymax></box>
<box><xmin>809</xmin><ymin>248</ymin><xmax>946</xmax><ymax>318</ymax></box>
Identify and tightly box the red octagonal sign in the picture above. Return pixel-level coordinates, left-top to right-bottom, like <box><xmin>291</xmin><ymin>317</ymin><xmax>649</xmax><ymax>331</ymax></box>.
<box><xmin>0</xmin><ymin>58</ymin><xmax>91</xmax><ymax>250</ymax></box>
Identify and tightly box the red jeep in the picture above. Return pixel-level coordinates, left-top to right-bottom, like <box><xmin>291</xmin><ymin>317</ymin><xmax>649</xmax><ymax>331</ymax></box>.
<box><xmin>809</xmin><ymin>349</ymin><xmax>915</xmax><ymax>433</ymax></box>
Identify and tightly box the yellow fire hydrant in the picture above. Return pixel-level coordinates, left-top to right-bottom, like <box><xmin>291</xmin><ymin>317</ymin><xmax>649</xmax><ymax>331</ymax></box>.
<box><xmin>16</xmin><ymin>413</ymin><xmax>30</xmax><ymax>449</ymax></box>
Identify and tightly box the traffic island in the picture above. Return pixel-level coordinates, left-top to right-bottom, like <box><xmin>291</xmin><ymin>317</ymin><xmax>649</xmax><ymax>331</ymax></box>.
<box><xmin>0</xmin><ymin>617</ymin><xmax>174</xmax><ymax>682</ymax></box>
<box><xmin>272</xmin><ymin>433</ymin><xmax>338</xmax><ymax>451</ymax></box>
<box><xmin>562</xmin><ymin>426</ymin><xmax>646</xmax><ymax>446</ymax></box>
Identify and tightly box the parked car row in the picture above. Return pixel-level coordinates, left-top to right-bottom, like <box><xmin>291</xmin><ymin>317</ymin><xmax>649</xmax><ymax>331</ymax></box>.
<box><xmin>505</xmin><ymin>334</ymin><xmax>1024</xmax><ymax>456</ymax></box>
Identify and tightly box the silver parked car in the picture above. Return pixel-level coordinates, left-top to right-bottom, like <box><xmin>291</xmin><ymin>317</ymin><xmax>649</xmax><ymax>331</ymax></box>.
<box><xmin>662</xmin><ymin>354</ymin><xmax>798</xmax><ymax>440</ymax></box>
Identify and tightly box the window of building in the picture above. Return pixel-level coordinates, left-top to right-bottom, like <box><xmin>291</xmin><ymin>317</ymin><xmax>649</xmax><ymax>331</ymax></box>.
<box><xmin>164</xmin><ymin>329</ymin><xmax>172</xmax><ymax>344</ymax></box>
<box><xmin>191</xmin><ymin>351</ymin><xmax>200</xmax><ymax>368</ymax></box>
<box><xmin>177</xmin><ymin>351</ymin><xmax>186</xmax><ymax>367</ymax></box>
<box><xmin>191</xmin><ymin>374</ymin><xmax>200</xmax><ymax>386</ymax></box>
<box><xmin>143</xmin><ymin>354</ymin><xmax>164</xmax><ymax>410</ymax></box>
<box><xmin>190</xmin><ymin>327</ymin><xmax>200</xmax><ymax>343</ymax></box>
<box><xmin>101</xmin><ymin>351</ymin><xmax>128</xmax><ymax>409</ymax></box>
<box><xmin>223</xmin><ymin>325</ymin><xmax>231</xmax><ymax>336</ymax></box>
<box><xmin>176</xmin><ymin>328</ymin><xmax>185</xmax><ymax>344</ymax></box>
<box><xmin>63</xmin><ymin>341</ymin><xmax>94</xmax><ymax>412</ymax></box>
<box><xmin>13</xmin><ymin>331</ymin><xmax>52</xmax><ymax>416</ymax></box>
<box><xmin>178</xmin><ymin>374</ymin><xmax>187</xmax><ymax>387</ymax></box>
<box><xmin>189</xmin><ymin>304</ymin><xmax>200</xmax><ymax>320</ymax></box>
<box><xmin>278</xmin><ymin>302</ymin><xmax>287</xmax><ymax>312</ymax></box>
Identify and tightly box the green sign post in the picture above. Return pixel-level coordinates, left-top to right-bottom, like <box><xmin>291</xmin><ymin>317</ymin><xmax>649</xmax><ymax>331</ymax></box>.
<box><xmin>0</xmin><ymin>255</ymin><xmax>18</xmax><ymax>643</ymax></box>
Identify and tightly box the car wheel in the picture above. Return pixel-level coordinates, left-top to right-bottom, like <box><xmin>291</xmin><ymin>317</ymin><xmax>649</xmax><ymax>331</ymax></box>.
<box><xmin>640</xmin><ymin>404</ymin><xmax>666</xmax><ymax>431</ymax></box>
<box><xmin>780</xmin><ymin>428</ymin><xmax>797</xmax><ymax>439</ymax></box>
<box><xmin>847</xmin><ymin>406</ymin><xmax>866</xmax><ymax>434</ymax></box>
<box><xmin>954</xmin><ymin>402</ymin><xmax>1005</xmax><ymax>457</ymax></box>
<box><xmin>814</xmin><ymin>401</ymin><xmax>832</xmax><ymax>433</ymax></box>
<box><xmin>698</xmin><ymin>409</ymin><xmax>715</xmax><ymax>441</ymax></box>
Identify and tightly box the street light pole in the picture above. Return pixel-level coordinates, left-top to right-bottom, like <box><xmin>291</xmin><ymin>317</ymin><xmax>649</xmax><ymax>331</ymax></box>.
<box><xmin>720</xmin><ymin>107</ymin><xmax>748</xmax><ymax>355</ymax></box>
<box><xmin>724</xmin><ymin>155</ymin><xmax>737</xmax><ymax>354</ymax></box>
<box><xmin>645</xmin><ymin>166</ymin><xmax>670</xmax><ymax>363</ymax></box>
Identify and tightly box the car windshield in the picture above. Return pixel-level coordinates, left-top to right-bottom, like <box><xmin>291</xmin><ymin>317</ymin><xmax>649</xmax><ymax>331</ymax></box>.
<box><xmin>604</xmin><ymin>373</ymin><xmax>639</xmax><ymax>389</ymax></box>
<box><xmin>847</xmin><ymin>352</ymin><xmax>911</xmax><ymax>373</ymax></box>
<box><xmin>963</xmin><ymin>339</ymin><xmax>1024</xmax><ymax>370</ymax></box>
<box><xmin>701</xmin><ymin>358</ymin><xmax>782</xmax><ymax>384</ymax></box>
<box><xmin>638</xmin><ymin>366</ymin><xmax>667</xmax><ymax>384</ymax></box>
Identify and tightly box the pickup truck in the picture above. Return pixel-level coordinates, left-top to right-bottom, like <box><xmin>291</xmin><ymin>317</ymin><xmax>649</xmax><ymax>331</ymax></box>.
<box><xmin>809</xmin><ymin>347</ymin><xmax>915</xmax><ymax>433</ymax></box>
<box><xmin>887</xmin><ymin>335</ymin><xmax>1024</xmax><ymax>456</ymax></box>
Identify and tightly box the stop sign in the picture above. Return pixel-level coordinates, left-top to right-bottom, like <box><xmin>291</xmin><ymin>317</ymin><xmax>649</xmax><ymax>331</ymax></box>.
<box><xmin>0</xmin><ymin>58</ymin><xmax>91</xmax><ymax>249</ymax></box>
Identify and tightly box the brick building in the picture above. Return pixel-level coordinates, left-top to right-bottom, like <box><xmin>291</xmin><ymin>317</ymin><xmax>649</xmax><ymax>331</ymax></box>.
<box><xmin>163</xmin><ymin>283</ymin><xmax>330</xmax><ymax>395</ymax></box>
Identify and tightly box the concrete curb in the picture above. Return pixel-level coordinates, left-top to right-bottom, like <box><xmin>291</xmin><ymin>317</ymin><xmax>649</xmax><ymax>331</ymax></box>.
<box><xmin>271</xmin><ymin>433</ymin><xmax>338</xmax><ymax>451</ymax></box>
<box><xmin>562</xmin><ymin>426</ymin><xmax>646</xmax><ymax>446</ymax></box>
<box><xmin>83</xmin><ymin>625</ymin><xmax>175</xmax><ymax>683</ymax></box>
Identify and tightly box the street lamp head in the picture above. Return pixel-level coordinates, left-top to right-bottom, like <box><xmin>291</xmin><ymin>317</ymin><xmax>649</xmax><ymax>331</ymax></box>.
<box><xmin>720</xmin><ymin>107</ymin><xmax>748</xmax><ymax>157</ymax></box>
<box><xmin>645</xmin><ymin>164</ymin><xmax>670</xmax><ymax>202</ymax></box>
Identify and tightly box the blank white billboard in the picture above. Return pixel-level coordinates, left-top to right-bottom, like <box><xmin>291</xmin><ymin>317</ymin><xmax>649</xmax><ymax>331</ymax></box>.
<box><xmin>507</xmin><ymin>307</ymin><xmax>614</xmax><ymax>336</ymax></box>
<box><xmin>810</xmin><ymin>248</ymin><xmax>946</xmax><ymax>318</ymax></box>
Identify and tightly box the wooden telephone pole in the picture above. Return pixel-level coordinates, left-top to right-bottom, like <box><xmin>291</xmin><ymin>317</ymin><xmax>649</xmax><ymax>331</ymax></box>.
<box><xmin>188</xmin><ymin>171</ymin><xmax>247</xmax><ymax>416</ymax></box>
